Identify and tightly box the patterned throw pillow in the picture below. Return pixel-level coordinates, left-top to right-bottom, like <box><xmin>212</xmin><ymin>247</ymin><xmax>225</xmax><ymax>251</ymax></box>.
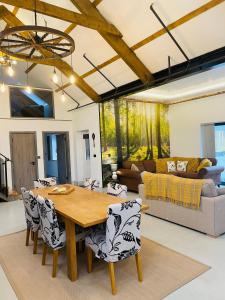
<box><xmin>177</xmin><ymin>161</ymin><xmax>188</xmax><ymax>172</ymax></box>
<box><xmin>167</xmin><ymin>161</ymin><xmax>176</xmax><ymax>172</ymax></box>
<box><xmin>131</xmin><ymin>164</ymin><xmax>140</xmax><ymax>171</ymax></box>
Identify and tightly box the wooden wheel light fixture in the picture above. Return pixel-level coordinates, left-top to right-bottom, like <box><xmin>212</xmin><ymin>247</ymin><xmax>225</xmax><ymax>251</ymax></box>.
<box><xmin>0</xmin><ymin>0</ymin><xmax>75</xmax><ymax>63</ymax></box>
<box><xmin>0</xmin><ymin>25</ymin><xmax>75</xmax><ymax>62</ymax></box>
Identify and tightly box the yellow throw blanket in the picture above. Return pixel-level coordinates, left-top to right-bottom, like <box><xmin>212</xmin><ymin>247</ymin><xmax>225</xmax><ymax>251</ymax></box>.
<box><xmin>143</xmin><ymin>172</ymin><xmax>206</xmax><ymax>209</ymax></box>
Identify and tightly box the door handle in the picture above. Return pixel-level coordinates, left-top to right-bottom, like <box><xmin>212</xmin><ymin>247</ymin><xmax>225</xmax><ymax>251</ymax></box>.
<box><xmin>30</xmin><ymin>161</ymin><xmax>36</xmax><ymax>166</ymax></box>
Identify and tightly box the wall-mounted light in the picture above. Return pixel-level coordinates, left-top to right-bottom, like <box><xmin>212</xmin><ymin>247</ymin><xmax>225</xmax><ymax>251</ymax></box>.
<box><xmin>25</xmin><ymin>61</ymin><xmax>32</xmax><ymax>94</ymax></box>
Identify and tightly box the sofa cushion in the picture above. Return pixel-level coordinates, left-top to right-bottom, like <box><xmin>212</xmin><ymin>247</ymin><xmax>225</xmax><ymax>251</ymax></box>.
<box><xmin>131</xmin><ymin>164</ymin><xmax>140</xmax><ymax>171</ymax></box>
<box><xmin>167</xmin><ymin>161</ymin><xmax>176</xmax><ymax>172</ymax></box>
<box><xmin>201</xmin><ymin>180</ymin><xmax>218</xmax><ymax>197</ymax></box>
<box><xmin>122</xmin><ymin>160</ymin><xmax>145</xmax><ymax>172</ymax></box>
<box><xmin>155</xmin><ymin>158</ymin><xmax>171</xmax><ymax>173</ymax></box>
<box><xmin>177</xmin><ymin>161</ymin><xmax>188</xmax><ymax>172</ymax></box>
<box><xmin>197</xmin><ymin>158</ymin><xmax>212</xmax><ymax>172</ymax></box>
<box><xmin>174</xmin><ymin>157</ymin><xmax>200</xmax><ymax>173</ymax></box>
<box><xmin>142</xmin><ymin>160</ymin><xmax>156</xmax><ymax>173</ymax></box>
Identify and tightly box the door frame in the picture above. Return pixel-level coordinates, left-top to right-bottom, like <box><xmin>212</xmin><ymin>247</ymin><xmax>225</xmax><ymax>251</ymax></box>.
<box><xmin>42</xmin><ymin>131</ymin><xmax>71</xmax><ymax>183</ymax></box>
<box><xmin>10</xmin><ymin>131</ymin><xmax>38</xmax><ymax>191</ymax></box>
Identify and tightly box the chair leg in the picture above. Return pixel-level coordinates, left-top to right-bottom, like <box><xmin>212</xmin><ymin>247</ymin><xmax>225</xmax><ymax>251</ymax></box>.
<box><xmin>33</xmin><ymin>231</ymin><xmax>38</xmax><ymax>254</ymax></box>
<box><xmin>31</xmin><ymin>231</ymin><xmax>34</xmax><ymax>241</ymax></box>
<box><xmin>52</xmin><ymin>250</ymin><xmax>59</xmax><ymax>278</ymax></box>
<box><xmin>108</xmin><ymin>262</ymin><xmax>117</xmax><ymax>295</ymax></box>
<box><xmin>42</xmin><ymin>243</ymin><xmax>48</xmax><ymax>265</ymax></box>
<box><xmin>25</xmin><ymin>228</ymin><xmax>30</xmax><ymax>246</ymax></box>
<box><xmin>135</xmin><ymin>252</ymin><xmax>143</xmax><ymax>282</ymax></box>
<box><xmin>86</xmin><ymin>247</ymin><xmax>93</xmax><ymax>273</ymax></box>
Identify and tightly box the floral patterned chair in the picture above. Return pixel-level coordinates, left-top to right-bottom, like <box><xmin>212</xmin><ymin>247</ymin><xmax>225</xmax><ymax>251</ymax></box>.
<box><xmin>107</xmin><ymin>182</ymin><xmax>128</xmax><ymax>198</ymax></box>
<box><xmin>83</xmin><ymin>178</ymin><xmax>100</xmax><ymax>191</ymax></box>
<box><xmin>21</xmin><ymin>188</ymin><xmax>40</xmax><ymax>254</ymax></box>
<box><xmin>36</xmin><ymin>195</ymin><xmax>86</xmax><ymax>277</ymax></box>
<box><xmin>85</xmin><ymin>198</ymin><xmax>143</xmax><ymax>295</ymax></box>
<box><xmin>34</xmin><ymin>177</ymin><xmax>57</xmax><ymax>189</ymax></box>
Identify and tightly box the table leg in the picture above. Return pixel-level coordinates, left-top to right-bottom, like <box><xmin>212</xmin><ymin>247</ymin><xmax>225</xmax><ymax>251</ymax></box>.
<box><xmin>65</xmin><ymin>218</ymin><xmax>77</xmax><ymax>281</ymax></box>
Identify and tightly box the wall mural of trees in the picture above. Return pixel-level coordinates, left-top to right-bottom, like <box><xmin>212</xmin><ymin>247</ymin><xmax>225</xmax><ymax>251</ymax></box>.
<box><xmin>100</xmin><ymin>98</ymin><xmax>170</xmax><ymax>180</ymax></box>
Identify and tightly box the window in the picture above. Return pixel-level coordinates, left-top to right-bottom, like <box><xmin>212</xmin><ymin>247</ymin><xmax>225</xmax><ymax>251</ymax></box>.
<box><xmin>215</xmin><ymin>123</ymin><xmax>225</xmax><ymax>183</ymax></box>
<box><xmin>10</xmin><ymin>86</ymin><xmax>54</xmax><ymax>118</ymax></box>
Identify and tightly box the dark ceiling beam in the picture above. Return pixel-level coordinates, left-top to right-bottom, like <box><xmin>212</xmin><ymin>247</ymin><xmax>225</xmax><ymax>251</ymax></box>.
<box><xmin>100</xmin><ymin>46</ymin><xmax>225</xmax><ymax>102</ymax></box>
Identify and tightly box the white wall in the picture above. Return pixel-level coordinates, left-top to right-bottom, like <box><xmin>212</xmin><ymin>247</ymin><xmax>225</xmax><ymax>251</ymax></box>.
<box><xmin>169</xmin><ymin>94</ymin><xmax>225</xmax><ymax>157</ymax></box>
<box><xmin>0</xmin><ymin>86</ymin><xmax>75</xmax><ymax>190</ymax></box>
<box><xmin>72</xmin><ymin>104</ymin><xmax>102</xmax><ymax>186</ymax></box>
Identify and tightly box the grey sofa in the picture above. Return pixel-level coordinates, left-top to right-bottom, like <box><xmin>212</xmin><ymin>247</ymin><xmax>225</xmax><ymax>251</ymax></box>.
<box><xmin>139</xmin><ymin>184</ymin><xmax>225</xmax><ymax>237</ymax></box>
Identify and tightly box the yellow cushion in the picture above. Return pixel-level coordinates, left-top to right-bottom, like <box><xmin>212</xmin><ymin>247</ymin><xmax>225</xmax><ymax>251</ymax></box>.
<box><xmin>155</xmin><ymin>158</ymin><xmax>172</xmax><ymax>173</ymax></box>
<box><xmin>174</xmin><ymin>157</ymin><xmax>200</xmax><ymax>173</ymax></box>
<box><xmin>197</xmin><ymin>159</ymin><xmax>212</xmax><ymax>172</ymax></box>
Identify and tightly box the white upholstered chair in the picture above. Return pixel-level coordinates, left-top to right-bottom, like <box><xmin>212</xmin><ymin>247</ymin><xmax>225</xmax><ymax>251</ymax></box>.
<box><xmin>21</xmin><ymin>188</ymin><xmax>40</xmax><ymax>254</ymax></box>
<box><xmin>107</xmin><ymin>182</ymin><xmax>127</xmax><ymax>198</ymax></box>
<box><xmin>85</xmin><ymin>198</ymin><xmax>143</xmax><ymax>294</ymax></box>
<box><xmin>83</xmin><ymin>178</ymin><xmax>100</xmax><ymax>191</ymax></box>
<box><xmin>37</xmin><ymin>195</ymin><xmax>86</xmax><ymax>277</ymax></box>
<box><xmin>34</xmin><ymin>177</ymin><xmax>57</xmax><ymax>189</ymax></box>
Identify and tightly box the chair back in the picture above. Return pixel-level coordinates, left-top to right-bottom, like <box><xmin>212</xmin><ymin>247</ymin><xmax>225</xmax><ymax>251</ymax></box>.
<box><xmin>105</xmin><ymin>198</ymin><xmax>142</xmax><ymax>262</ymax></box>
<box><xmin>36</xmin><ymin>195</ymin><xmax>63</xmax><ymax>249</ymax></box>
<box><xmin>84</xmin><ymin>178</ymin><xmax>100</xmax><ymax>191</ymax></box>
<box><xmin>34</xmin><ymin>177</ymin><xmax>57</xmax><ymax>189</ymax></box>
<box><xmin>21</xmin><ymin>187</ymin><xmax>40</xmax><ymax>232</ymax></box>
<box><xmin>107</xmin><ymin>182</ymin><xmax>127</xmax><ymax>198</ymax></box>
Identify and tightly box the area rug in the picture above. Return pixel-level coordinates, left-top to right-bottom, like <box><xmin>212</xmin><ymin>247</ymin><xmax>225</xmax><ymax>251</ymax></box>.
<box><xmin>0</xmin><ymin>231</ymin><xmax>209</xmax><ymax>300</ymax></box>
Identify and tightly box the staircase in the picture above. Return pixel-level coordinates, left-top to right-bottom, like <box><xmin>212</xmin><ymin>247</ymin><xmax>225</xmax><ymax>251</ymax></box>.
<box><xmin>0</xmin><ymin>153</ymin><xmax>12</xmax><ymax>202</ymax></box>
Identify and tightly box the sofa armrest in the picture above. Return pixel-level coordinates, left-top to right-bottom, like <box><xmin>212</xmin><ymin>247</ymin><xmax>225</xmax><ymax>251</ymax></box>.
<box><xmin>202</xmin><ymin>194</ymin><xmax>225</xmax><ymax>236</ymax></box>
<box><xmin>117</xmin><ymin>169</ymin><xmax>141</xmax><ymax>179</ymax></box>
<box><xmin>199</xmin><ymin>165</ymin><xmax>224</xmax><ymax>176</ymax></box>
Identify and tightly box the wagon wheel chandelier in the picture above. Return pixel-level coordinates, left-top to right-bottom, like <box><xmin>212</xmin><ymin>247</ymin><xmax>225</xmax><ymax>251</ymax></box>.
<box><xmin>0</xmin><ymin>1</ymin><xmax>75</xmax><ymax>62</ymax></box>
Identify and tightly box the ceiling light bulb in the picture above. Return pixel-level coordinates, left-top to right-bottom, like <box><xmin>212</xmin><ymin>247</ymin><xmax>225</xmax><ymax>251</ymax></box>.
<box><xmin>61</xmin><ymin>92</ymin><xmax>66</xmax><ymax>102</ymax></box>
<box><xmin>70</xmin><ymin>74</ymin><xmax>75</xmax><ymax>84</ymax></box>
<box><xmin>52</xmin><ymin>69</ymin><xmax>58</xmax><ymax>84</ymax></box>
<box><xmin>25</xmin><ymin>86</ymin><xmax>32</xmax><ymax>94</ymax></box>
<box><xmin>0</xmin><ymin>82</ymin><xmax>5</xmax><ymax>93</ymax></box>
<box><xmin>7</xmin><ymin>65</ymin><xmax>14</xmax><ymax>77</ymax></box>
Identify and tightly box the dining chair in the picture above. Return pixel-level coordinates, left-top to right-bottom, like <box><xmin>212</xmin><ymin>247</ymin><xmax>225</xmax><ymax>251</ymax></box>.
<box><xmin>21</xmin><ymin>188</ymin><xmax>40</xmax><ymax>254</ymax></box>
<box><xmin>107</xmin><ymin>182</ymin><xmax>128</xmax><ymax>198</ymax></box>
<box><xmin>85</xmin><ymin>198</ymin><xmax>143</xmax><ymax>295</ymax></box>
<box><xmin>36</xmin><ymin>195</ymin><xmax>86</xmax><ymax>277</ymax></box>
<box><xmin>34</xmin><ymin>177</ymin><xmax>57</xmax><ymax>189</ymax></box>
<box><xmin>84</xmin><ymin>178</ymin><xmax>100</xmax><ymax>191</ymax></box>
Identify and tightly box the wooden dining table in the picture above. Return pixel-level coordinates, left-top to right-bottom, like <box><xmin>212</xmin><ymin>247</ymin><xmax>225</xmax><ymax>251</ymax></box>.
<box><xmin>33</xmin><ymin>185</ymin><xmax>149</xmax><ymax>282</ymax></box>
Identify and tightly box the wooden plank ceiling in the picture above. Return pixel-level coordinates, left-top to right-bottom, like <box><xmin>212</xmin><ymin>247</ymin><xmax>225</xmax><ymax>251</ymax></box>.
<box><xmin>0</xmin><ymin>0</ymin><xmax>224</xmax><ymax>102</ymax></box>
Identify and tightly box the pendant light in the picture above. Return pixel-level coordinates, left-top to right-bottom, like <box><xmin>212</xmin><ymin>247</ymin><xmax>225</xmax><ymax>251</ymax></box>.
<box><xmin>61</xmin><ymin>72</ymin><xmax>66</xmax><ymax>102</ymax></box>
<box><xmin>0</xmin><ymin>65</ymin><xmax>5</xmax><ymax>93</ymax></box>
<box><xmin>7</xmin><ymin>63</ymin><xmax>14</xmax><ymax>77</ymax></box>
<box><xmin>69</xmin><ymin>54</ymin><xmax>75</xmax><ymax>84</ymax></box>
<box><xmin>25</xmin><ymin>61</ymin><xmax>32</xmax><ymax>93</ymax></box>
